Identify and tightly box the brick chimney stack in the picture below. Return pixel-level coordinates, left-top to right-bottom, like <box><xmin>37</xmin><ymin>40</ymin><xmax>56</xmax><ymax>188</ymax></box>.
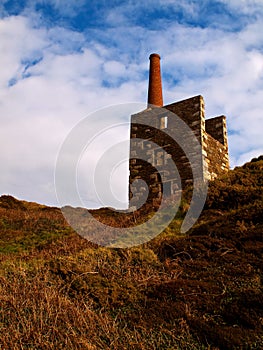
<box><xmin>147</xmin><ymin>53</ymin><xmax>163</xmax><ymax>107</ymax></box>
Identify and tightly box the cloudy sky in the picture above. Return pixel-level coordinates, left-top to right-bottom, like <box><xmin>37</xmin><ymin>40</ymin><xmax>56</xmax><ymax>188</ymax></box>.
<box><xmin>0</xmin><ymin>0</ymin><xmax>263</xmax><ymax>207</ymax></box>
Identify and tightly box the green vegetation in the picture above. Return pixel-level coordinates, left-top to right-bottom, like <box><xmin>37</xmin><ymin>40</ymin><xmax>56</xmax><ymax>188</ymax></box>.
<box><xmin>0</xmin><ymin>156</ymin><xmax>262</xmax><ymax>349</ymax></box>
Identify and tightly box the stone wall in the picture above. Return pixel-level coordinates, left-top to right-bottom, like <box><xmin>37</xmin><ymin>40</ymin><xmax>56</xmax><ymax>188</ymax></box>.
<box><xmin>205</xmin><ymin>115</ymin><xmax>228</xmax><ymax>146</ymax></box>
<box><xmin>129</xmin><ymin>95</ymin><xmax>229</xmax><ymax>208</ymax></box>
<box><xmin>203</xmin><ymin>115</ymin><xmax>229</xmax><ymax>180</ymax></box>
<box><xmin>164</xmin><ymin>95</ymin><xmax>205</xmax><ymax>144</ymax></box>
<box><xmin>203</xmin><ymin>132</ymin><xmax>229</xmax><ymax>181</ymax></box>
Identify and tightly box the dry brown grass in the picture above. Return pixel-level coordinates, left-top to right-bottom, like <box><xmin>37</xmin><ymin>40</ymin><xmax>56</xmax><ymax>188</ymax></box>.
<box><xmin>0</xmin><ymin>156</ymin><xmax>262</xmax><ymax>349</ymax></box>
<box><xmin>0</xmin><ymin>245</ymin><xmax>198</xmax><ymax>350</ymax></box>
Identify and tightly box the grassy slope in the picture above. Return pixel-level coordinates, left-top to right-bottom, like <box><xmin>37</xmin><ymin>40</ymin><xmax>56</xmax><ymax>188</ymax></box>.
<box><xmin>0</xmin><ymin>156</ymin><xmax>262</xmax><ymax>349</ymax></box>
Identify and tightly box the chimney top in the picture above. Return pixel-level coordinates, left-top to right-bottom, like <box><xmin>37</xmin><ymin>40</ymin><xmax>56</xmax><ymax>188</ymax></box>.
<box><xmin>147</xmin><ymin>53</ymin><xmax>163</xmax><ymax>107</ymax></box>
<box><xmin>149</xmin><ymin>53</ymin><xmax>161</xmax><ymax>59</ymax></box>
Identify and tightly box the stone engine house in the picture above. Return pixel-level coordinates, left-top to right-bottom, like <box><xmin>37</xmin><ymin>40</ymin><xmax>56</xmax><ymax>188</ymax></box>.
<box><xmin>129</xmin><ymin>53</ymin><xmax>229</xmax><ymax>208</ymax></box>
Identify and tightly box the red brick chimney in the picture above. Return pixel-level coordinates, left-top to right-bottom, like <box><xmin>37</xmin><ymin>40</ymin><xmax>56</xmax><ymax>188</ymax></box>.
<box><xmin>147</xmin><ymin>53</ymin><xmax>163</xmax><ymax>107</ymax></box>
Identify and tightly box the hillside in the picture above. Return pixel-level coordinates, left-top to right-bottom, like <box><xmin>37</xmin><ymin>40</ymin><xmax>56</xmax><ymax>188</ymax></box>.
<box><xmin>0</xmin><ymin>156</ymin><xmax>262</xmax><ymax>349</ymax></box>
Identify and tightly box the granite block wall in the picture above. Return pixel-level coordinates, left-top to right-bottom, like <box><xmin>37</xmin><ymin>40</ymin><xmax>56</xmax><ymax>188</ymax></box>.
<box><xmin>129</xmin><ymin>95</ymin><xmax>229</xmax><ymax>208</ymax></box>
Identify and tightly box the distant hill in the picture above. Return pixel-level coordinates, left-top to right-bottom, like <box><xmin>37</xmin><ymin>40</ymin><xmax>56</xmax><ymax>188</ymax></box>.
<box><xmin>0</xmin><ymin>155</ymin><xmax>262</xmax><ymax>349</ymax></box>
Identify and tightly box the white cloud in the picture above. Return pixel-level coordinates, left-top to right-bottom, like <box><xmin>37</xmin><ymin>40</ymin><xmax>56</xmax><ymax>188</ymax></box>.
<box><xmin>0</xmin><ymin>15</ymin><xmax>147</xmax><ymax>206</ymax></box>
<box><xmin>220</xmin><ymin>0</ymin><xmax>263</xmax><ymax>15</ymax></box>
<box><xmin>104</xmin><ymin>60</ymin><xmax>126</xmax><ymax>78</ymax></box>
<box><xmin>233</xmin><ymin>148</ymin><xmax>263</xmax><ymax>166</ymax></box>
<box><xmin>0</xmin><ymin>16</ymin><xmax>46</xmax><ymax>88</ymax></box>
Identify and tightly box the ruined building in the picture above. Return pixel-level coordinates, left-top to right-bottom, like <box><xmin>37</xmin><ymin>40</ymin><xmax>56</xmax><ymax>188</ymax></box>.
<box><xmin>129</xmin><ymin>53</ymin><xmax>229</xmax><ymax>207</ymax></box>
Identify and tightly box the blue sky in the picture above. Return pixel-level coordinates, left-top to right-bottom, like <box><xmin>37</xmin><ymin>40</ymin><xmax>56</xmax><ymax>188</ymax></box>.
<box><xmin>0</xmin><ymin>0</ymin><xmax>263</xmax><ymax>206</ymax></box>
